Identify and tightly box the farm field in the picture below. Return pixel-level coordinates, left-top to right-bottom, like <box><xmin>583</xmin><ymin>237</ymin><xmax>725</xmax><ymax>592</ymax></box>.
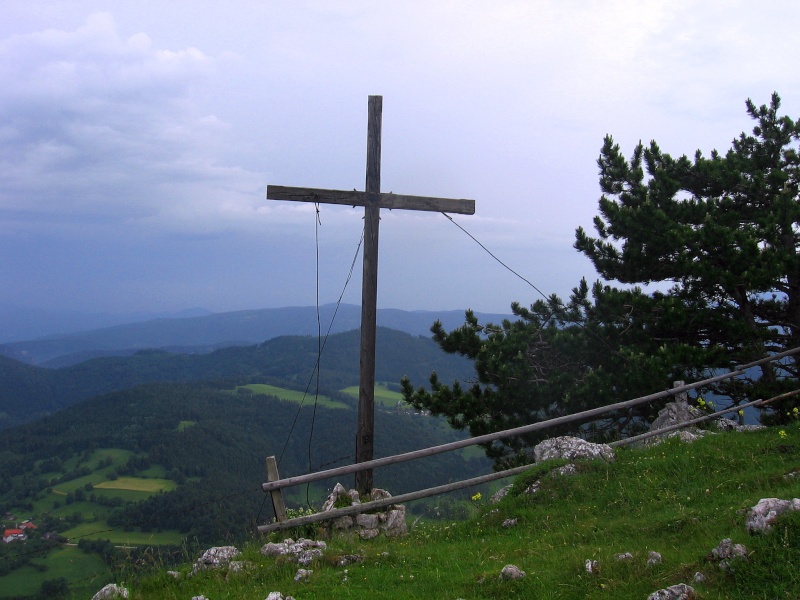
<box><xmin>62</xmin><ymin>520</ymin><xmax>183</xmax><ymax>546</ymax></box>
<box><xmin>340</xmin><ymin>383</ymin><xmax>406</xmax><ymax>407</ymax></box>
<box><xmin>236</xmin><ymin>383</ymin><xmax>349</xmax><ymax>409</ymax></box>
<box><xmin>94</xmin><ymin>476</ymin><xmax>177</xmax><ymax>493</ymax></box>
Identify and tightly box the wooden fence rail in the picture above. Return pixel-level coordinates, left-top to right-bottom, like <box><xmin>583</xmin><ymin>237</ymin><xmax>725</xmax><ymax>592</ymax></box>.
<box><xmin>259</xmin><ymin>346</ymin><xmax>800</xmax><ymax>533</ymax></box>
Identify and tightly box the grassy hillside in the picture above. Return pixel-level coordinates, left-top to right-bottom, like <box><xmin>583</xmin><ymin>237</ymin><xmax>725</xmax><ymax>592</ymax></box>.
<box><xmin>118</xmin><ymin>423</ymin><xmax>800</xmax><ymax>599</ymax></box>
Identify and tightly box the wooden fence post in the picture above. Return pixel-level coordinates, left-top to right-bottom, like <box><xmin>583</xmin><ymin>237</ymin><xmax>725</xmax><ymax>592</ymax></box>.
<box><xmin>265</xmin><ymin>456</ymin><xmax>287</xmax><ymax>523</ymax></box>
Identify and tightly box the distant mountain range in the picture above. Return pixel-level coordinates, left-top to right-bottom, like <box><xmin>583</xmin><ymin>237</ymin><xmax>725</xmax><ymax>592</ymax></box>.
<box><xmin>0</xmin><ymin>304</ymin><xmax>514</xmax><ymax>367</ymax></box>
<box><xmin>0</xmin><ymin>304</ymin><xmax>213</xmax><ymax>344</ymax></box>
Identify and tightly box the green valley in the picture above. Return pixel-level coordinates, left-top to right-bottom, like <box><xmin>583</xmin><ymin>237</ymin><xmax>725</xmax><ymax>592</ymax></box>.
<box><xmin>0</xmin><ymin>328</ymin><xmax>487</xmax><ymax>598</ymax></box>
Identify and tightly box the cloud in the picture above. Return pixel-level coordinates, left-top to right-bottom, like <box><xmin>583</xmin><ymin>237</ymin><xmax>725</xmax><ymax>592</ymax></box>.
<box><xmin>0</xmin><ymin>12</ymin><xmax>255</xmax><ymax>235</ymax></box>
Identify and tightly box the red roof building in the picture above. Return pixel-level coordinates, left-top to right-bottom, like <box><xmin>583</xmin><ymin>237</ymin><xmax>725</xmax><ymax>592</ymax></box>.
<box><xmin>3</xmin><ymin>528</ymin><xmax>26</xmax><ymax>543</ymax></box>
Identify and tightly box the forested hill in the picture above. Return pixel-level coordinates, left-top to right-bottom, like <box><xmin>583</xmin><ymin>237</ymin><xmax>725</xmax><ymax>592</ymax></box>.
<box><xmin>0</xmin><ymin>327</ymin><xmax>472</xmax><ymax>430</ymax></box>
<box><xmin>0</xmin><ymin>304</ymin><xmax>513</xmax><ymax>366</ymax></box>
<box><xmin>0</xmin><ymin>380</ymin><xmax>489</xmax><ymax>545</ymax></box>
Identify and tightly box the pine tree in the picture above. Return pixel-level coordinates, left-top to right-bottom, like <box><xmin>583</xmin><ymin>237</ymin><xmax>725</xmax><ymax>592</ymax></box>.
<box><xmin>575</xmin><ymin>93</ymin><xmax>800</xmax><ymax>419</ymax></box>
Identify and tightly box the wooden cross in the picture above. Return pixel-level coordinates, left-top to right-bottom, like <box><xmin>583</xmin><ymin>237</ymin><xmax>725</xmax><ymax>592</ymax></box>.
<box><xmin>266</xmin><ymin>95</ymin><xmax>475</xmax><ymax>496</ymax></box>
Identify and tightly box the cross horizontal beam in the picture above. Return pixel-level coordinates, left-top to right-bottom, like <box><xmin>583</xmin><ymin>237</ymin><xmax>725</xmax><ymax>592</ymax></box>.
<box><xmin>267</xmin><ymin>185</ymin><xmax>475</xmax><ymax>215</ymax></box>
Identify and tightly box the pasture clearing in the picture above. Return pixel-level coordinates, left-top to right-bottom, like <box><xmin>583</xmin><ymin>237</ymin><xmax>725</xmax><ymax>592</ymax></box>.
<box><xmin>340</xmin><ymin>383</ymin><xmax>407</xmax><ymax>407</ymax></box>
<box><xmin>63</xmin><ymin>520</ymin><xmax>183</xmax><ymax>546</ymax></box>
<box><xmin>236</xmin><ymin>383</ymin><xmax>349</xmax><ymax>409</ymax></box>
<box><xmin>94</xmin><ymin>476</ymin><xmax>176</xmax><ymax>493</ymax></box>
<box><xmin>177</xmin><ymin>420</ymin><xmax>197</xmax><ymax>431</ymax></box>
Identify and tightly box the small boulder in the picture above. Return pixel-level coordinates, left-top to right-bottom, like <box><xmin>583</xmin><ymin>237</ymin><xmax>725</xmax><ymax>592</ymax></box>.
<box><xmin>646</xmin><ymin>583</ymin><xmax>695</xmax><ymax>600</ymax></box>
<box><xmin>614</xmin><ymin>552</ymin><xmax>634</xmax><ymax>561</ymax></box>
<box><xmin>647</xmin><ymin>551</ymin><xmax>663</xmax><ymax>566</ymax></box>
<box><xmin>745</xmin><ymin>497</ymin><xmax>800</xmax><ymax>533</ymax></box>
<box><xmin>499</xmin><ymin>564</ymin><xmax>526</xmax><ymax>580</ymax></box>
<box><xmin>709</xmin><ymin>538</ymin><xmax>748</xmax><ymax>571</ymax></box>
<box><xmin>584</xmin><ymin>559</ymin><xmax>599</xmax><ymax>574</ymax></box>
<box><xmin>337</xmin><ymin>554</ymin><xmax>363</xmax><ymax>566</ymax></box>
<box><xmin>91</xmin><ymin>584</ymin><xmax>129</xmax><ymax>600</ymax></box>
<box><xmin>490</xmin><ymin>484</ymin><xmax>512</xmax><ymax>504</ymax></box>
<box><xmin>502</xmin><ymin>518</ymin><xmax>518</xmax><ymax>528</ymax></box>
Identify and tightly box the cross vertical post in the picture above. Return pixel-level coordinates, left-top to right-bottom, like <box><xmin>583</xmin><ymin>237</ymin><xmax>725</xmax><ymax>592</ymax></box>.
<box><xmin>265</xmin><ymin>96</ymin><xmax>475</xmax><ymax>498</ymax></box>
<box><xmin>356</xmin><ymin>95</ymin><xmax>382</xmax><ymax>495</ymax></box>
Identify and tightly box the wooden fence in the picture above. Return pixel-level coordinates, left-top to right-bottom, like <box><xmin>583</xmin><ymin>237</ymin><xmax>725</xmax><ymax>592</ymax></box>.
<box><xmin>257</xmin><ymin>347</ymin><xmax>800</xmax><ymax>534</ymax></box>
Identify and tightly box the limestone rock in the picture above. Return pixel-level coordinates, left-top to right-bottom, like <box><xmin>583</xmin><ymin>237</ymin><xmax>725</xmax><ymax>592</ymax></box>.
<box><xmin>294</xmin><ymin>568</ymin><xmax>313</xmax><ymax>581</ymax></box>
<box><xmin>533</xmin><ymin>436</ymin><xmax>615</xmax><ymax>463</ymax></box>
<box><xmin>190</xmin><ymin>546</ymin><xmax>240</xmax><ymax>577</ymax></box>
<box><xmin>745</xmin><ymin>497</ymin><xmax>800</xmax><ymax>533</ymax></box>
<box><xmin>260</xmin><ymin>538</ymin><xmax>327</xmax><ymax>566</ymax></box>
<box><xmin>614</xmin><ymin>552</ymin><xmax>634</xmax><ymax>561</ymax></box>
<box><xmin>382</xmin><ymin>506</ymin><xmax>408</xmax><ymax>536</ymax></box>
<box><xmin>321</xmin><ymin>482</ymin><xmax>351</xmax><ymax>512</ymax></box>
<box><xmin>320</xmin><ymin>484</ymin><xmax>406</xmax><ymax>538</ymax></box>
<box><xmin>337</xmin><ymin>554</ymin><xmax>364</xmax><ymax>566</ymax></box>
<box><xmin>332</xmin><ymin>515</ymin><xmax>354</xmax><ymax>529</ymax></box>
<box><xmin>710</xmin><ymin>538</ymin><xmax>747</xmax><ymax>561</ymax></box>
<box><xmin>228</xmin><ymin>560</ymin><xmax>253</xmax><ymax>573</ymax></box>
<box><xmin>358</xmin><ymin>528</ymin><xmax>380</xmax><ymax>540</ymax></box>
<box><xmin>551</xmin><ymin>463</ymin><xmax>578</xmax><ymax>477</ymax></box>
<box><xmin>490</xmin><ymin>484</ymin><xmax>512</xmax><ymax>504</ymax></box>
<box><xmin>709</xmin><ymin>538</ymin><xmax>748</xmax><ymax>571</ymax></box>
<box><xmin>370</xmin><ymin>488</ymin><xmax>392</xmax><ymax>502</ymax></box>
<box><xmin>646</xmin><ymin>583</ymin><xmax>695</xmax><ymax>599</ymax></box>
<box><xmin>356</xmin><ymin>513</ymin><xmax>380</xmax><ymax>529</ymax></box>
<box><xmin>499</xmin><ymin>564</ymin><xmax>526</xmax><ymax>580</ymax></box>
<box><xmin>647</xmin><ymin>550</ymin><xmax>663</xmax><ymax>566</ymax></box>
<box><xmin>265</xmin><ymin>594</ymin><xmax>295</xmax><ymax>600</ymax></box>
<box><xmin>502</xmin><ymin>518</ymin><xmax>518</xmax><ymax>528</ymax></box>
<box><xmin>710</xmin><ymin>419</ymin><xmax>765</xmax><ymax>432</ymax></box>
<box><xmin>584</xmin><ymin>559</ymin><xmax>599</xmax><ymax>574</ymax></box>
<box><xmin>524</xmin><ymin>480</ymin><xmax>541</xmax><ymax>495</ymax></box>
<box><xmin>650</xmin><ymin>399</ymin><xmax>704</xmax><ymax>432</ymax></box>
<box><xmin>91</xmin><ymin>584</ymin><xmax>129</xmax><ymax>600</ymax></box>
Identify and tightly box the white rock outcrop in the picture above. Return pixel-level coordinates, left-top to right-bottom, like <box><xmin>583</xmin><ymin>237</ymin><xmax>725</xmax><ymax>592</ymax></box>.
<box><xmin>646</xmin><ymin>583</ymin><xmax>695</xmax><ymax>599</ymax></box>
<box><xmin>91</xmin><ymin>584</ymin><xmax>129</xmax><ymax>600</ymax></box>
<box><xmin>190</xmin><ymin>546</ymin><xmax>240</xmax><ymax>577</ymax></box>
<box><xmin>533</xmin><ymin>436</ymin><xmax>615</xmax><ymax>463</ymax></box>
<box><xmin>745</xmin><ymin>497</ymin><xmax>800</xmax><ymax>533</ymax></box>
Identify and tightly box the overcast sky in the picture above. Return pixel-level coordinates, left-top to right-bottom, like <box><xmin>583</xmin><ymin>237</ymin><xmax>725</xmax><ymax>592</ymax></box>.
<box><xmin>2</xmin><ymin>1</ymin><xmax>799</xmax><ymax>319</ymax></box>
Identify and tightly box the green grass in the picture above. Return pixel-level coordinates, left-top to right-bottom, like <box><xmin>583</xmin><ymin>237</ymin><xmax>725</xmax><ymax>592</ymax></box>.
<box><xmin>138</xmin><ymin>464</ymin><xmax>168</xmax><ymax>478</ymax></box>
<box><xmin>237</xmin><ymin>383</ymin><xmax>349</xmax><ymax>409</ymax></box>
<box><xmin>341</xmin><ymin>384</ymin><xmax>406</xmax><ymax>407</ymax></box>
<box><xmin>63</xmin><ymin>520</ymin><xmax>184</xmax><ymax>546</ymax></box>
<box><xmin>0</xmin><ymin>545</ymin><xmax>109</xmax><ymax>599</ymax></box>
<box><xmin>176</xmin><ymin>420</ymin><xmax>197</xmax><ymax>432</ymax></box>
<box><xmin>120</xmin><ymin>423</ymin><xmax>800</xmax><ymax>599</ymax></box>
